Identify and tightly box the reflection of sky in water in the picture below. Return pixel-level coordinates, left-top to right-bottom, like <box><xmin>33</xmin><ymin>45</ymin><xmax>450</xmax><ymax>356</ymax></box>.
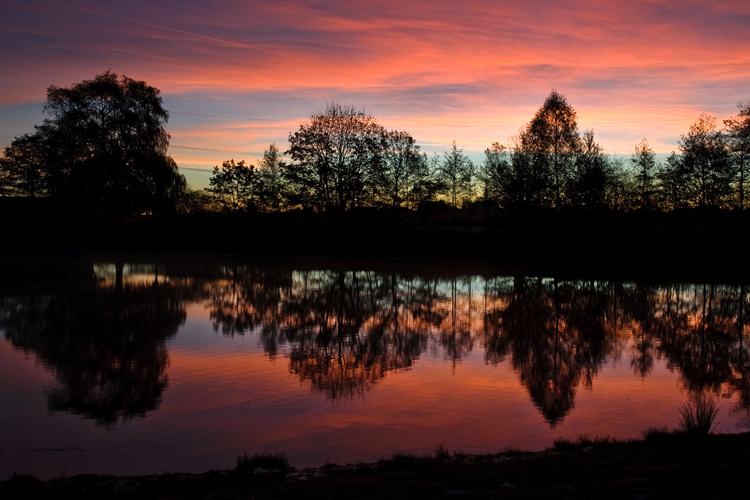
<box><xmin>1</xmin><ymin>260</ymin><xmax>749</xmax><ymax>479</ymax></box>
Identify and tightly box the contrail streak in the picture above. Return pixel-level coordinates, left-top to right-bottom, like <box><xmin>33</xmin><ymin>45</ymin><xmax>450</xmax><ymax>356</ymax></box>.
<box><xmin>43</xmin><ymin>0</ymin><xmax>261</xmax><ymax>50</ymax></box>
<box><xmin>170</xmin><ymin>144</ymin><xmax>262</xmax><ymax>155</ymax></box>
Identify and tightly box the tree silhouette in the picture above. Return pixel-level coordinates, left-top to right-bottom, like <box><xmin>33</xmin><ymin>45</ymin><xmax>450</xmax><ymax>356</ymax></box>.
<box><xmin>374</xmin><ymin>130</ymin><xmax>432</xmax><ymax>210</ymax></box>
<box><xmin>602</xmin><ymin>156</ymin><xmax>633</xmax><ymax>211</ymax></box>
<box><xmin>255</xmin><ymin>143</ymin><xmax>289</xmax><ymax>213</ymax></box>
<box><xmin>0</xmin><ymin>133</ymin><xmax>47</xmax><ymax>197</ymax></box>
<box><xmin>478</xmin><ymin>142</ymin><xmax>508</xmax><ymax>207</ymax></box>
<box><xmin>569</xmin><ymin>130</ymin><xmax>612</xmax><ymax>210</ymax></box>
<box><xmin>724</xmin><ymin>102</ymin><xmax>750</xmax><ymax>210</ymax></box>
<box><xmin>208</xmin><ymin>159</ymin><xmax>256</xmax><ymax>212</ymax></box>
<box><xmin>438</xmin><ymin>141</ymin><xmax>474</xmax><ymax>210</ymax></box>
<box><xmin>489</xmin><ymin>134</ymin><xmax>549</xmax><ymax>209</ymax></box>
<box><xmin>522</xmin><ymin>90</ymin><xmax>581</xmax><ymax>208</ymax></box>
<box><xmin>656</xmin><ymin>152</ymin><xmax>692</xmax><ymax>210</ymax></box>
<box><xmin>0</xmin><ymin>167</ymin><xmax>10</xmax><ymax>196</ymax></box>
<box><xmin>286</xmin><ymin>103</ymin><xmax>385</xmax><ymax>212</ymax></box>
<box><xmin>679</xmin><ymin>114</ymin><xmax>734</xmax><ymax>208</ymax></box>
<box><xmin>31</xmin><ymin>71</ymin><xmax>185</xmax><ymax>217</ymax></box>
<box><xmin>631</xmin><ymin>138</ymin><xmax>658</xmax><ymax>210</ymax></box>
<box><xmin>176</xmin><ymin>187</ymin><xmax>220</xmax><ymax>214</ymax></box>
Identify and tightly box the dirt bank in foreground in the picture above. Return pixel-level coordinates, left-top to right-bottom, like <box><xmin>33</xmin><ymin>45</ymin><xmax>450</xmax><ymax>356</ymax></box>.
<box><xmin>2</xmin><ymin>432</ymin><xmax>749</xmax><ymax>500</ymax></box>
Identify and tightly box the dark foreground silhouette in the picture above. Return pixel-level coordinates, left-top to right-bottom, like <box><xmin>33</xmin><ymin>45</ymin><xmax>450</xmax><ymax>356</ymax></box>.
<box><xmin>5</xmin><ymin>197</ymin><xmax>750</xmax><ymax>283</ymax></box>
<box><xmin>2</xmin><ymin>431</ymin><xmax>748</xmax><ymax>499</ymax></box>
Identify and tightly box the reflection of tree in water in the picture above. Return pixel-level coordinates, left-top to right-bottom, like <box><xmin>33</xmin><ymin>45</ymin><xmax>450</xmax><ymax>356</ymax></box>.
<box><xmin>482</xmin><ymin>277</ymin><xmax>750</xmax><ymax>426</ymax></box>
<box><xmin>482</xmin><ymin>277</ymin><xmax>616</xmax><ymax>427</ymax></box>
<box><xmin>178</xmin><ymin>262</ymin><xmax>750</xmax><ymax>423</ymax></box>
<box><xmin>640</xmin><ymin>284</ymin><xmax>750</xmax><ymax>411</ymax></box>
<box><xmin>438</xmin><ymin>277</ymin><xmax>475</xmax><ymax>369</ymax></box>
<box><xmin>1</xmin><ymin>263</ymin><xmax>188</xmax><ymax>426</ymax></box>
<box><xmin>207</xmin><ymin>266</ymin><xmax>292</xmax><ymax>358</ymax></box>
<box><xmin>621</xmin><ymin>282</ymin><xmax>661</xmax><ymax>378</ymax></box>
<box><xmin>209</xmin><ymin>268</ymin><xmax>430</xmax><ymax>398</ymax></box>
<box><xmin>205</xmin><ymin>265</ymin><xmax>750</xmax><ymax>422</ymax></box>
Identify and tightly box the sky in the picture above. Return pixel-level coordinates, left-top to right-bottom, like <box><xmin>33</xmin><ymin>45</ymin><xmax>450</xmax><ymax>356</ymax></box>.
<box><xmin>1</xmin><ymin>0</ymin><xmax>749</xmax><ymax>189</ymax></box>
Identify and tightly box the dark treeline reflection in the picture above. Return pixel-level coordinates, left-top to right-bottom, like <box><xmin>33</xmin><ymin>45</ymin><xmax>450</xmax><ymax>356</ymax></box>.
<box><xmin>482</xmin><ymin>278</ymin><xmax>616</xmax><ymax>425</ymax></box>
<box><xmin>208</xmin><ymin>268</ymin><xmax>431</xmax><ymax>398</ymax></box>
<box><xmin>1</xmin><ymin>260</ymin><xmax>749</xmax><ymax>428</ymax></box>
<box><xmin>207</xmin><ymin>267</ymin><xmax>750</xmax><ymax>426</ymax></box>
<box><xmin>0</xmin><ymin>263</ymin><xmax>204</xmax><ymax>426</ymax></box>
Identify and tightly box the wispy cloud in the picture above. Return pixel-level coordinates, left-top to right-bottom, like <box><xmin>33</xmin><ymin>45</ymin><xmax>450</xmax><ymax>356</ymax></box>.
<box><xmin>2</xmin><ymin>0</ymin><xmax>749</xmax><ymax>184</ymax></box>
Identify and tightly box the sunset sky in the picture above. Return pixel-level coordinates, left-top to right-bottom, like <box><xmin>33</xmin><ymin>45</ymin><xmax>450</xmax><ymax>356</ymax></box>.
<box><xmin>2</xmin><ymin>0</ymin><xmax>749</xmax><ymax>188</ymax></box>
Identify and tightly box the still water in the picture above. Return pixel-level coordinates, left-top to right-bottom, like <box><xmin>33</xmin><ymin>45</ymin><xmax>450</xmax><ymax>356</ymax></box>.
<box><xmin>1</xmin><ymin>257</ymin><xmax>748</xmax><ymax>479</ymax></box>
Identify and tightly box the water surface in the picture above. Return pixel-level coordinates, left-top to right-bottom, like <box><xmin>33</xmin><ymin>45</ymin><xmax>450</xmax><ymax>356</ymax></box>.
<box><xmin>1</xmin><ymin>257</ymin><xmax>748</xmax><ymax>478</ymax></box>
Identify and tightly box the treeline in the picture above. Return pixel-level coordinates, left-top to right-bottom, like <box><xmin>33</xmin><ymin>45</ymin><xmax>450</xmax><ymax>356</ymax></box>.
<box><xmin>2</xmin><ymin>72</ymin><xmax>749</xmax><ymax>220</ymax></box>
<box><xmin>191</xmin><ymin>91</ymin><xmax>750</xmax><ymax>215</ymax></box>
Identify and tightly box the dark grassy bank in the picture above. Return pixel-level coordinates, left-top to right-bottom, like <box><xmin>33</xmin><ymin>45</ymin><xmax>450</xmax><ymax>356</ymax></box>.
<box><xmin>2</xmin><ymin>431</ymin><xmax>749</xmax><ymax>500</ymax></box>
<box><xmin>4</xmin><ymin>199</ymin><xmax>750</xmax><ymax>281</ymax></box>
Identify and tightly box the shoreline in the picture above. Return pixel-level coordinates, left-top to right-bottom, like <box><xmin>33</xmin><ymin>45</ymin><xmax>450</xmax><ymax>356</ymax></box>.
<box><xmin>3</xmin><ymin>245</ymin><xmax>750</xmax><ymax>284</ymax></box>
<box><xmin>3</xmin><ymin>431</ymin><xmax>749</xmax><ymax>499</ymax></box>
<box><xmin>5</xmin><ymin>205</ymin><xmax>750</xmax><ymax>282</ymax></box>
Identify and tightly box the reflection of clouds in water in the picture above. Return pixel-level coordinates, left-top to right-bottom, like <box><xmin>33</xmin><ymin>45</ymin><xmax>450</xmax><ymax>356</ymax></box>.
<box><xmin>205</xmin><ymin>267</ymin><xmax>750</xmax><ymax>426</ymax></box>
<box><xmin>2</xmin><ymin>260</ymin><xmax>750</xmax><ymax>428</ymax></box>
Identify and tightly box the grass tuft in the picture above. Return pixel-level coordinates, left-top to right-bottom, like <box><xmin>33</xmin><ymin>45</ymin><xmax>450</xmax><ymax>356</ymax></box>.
<box><xmin>552</xmin><ymin>435</ymin><xmax>620</xmax><ymax>451</ymax></box>
<box><xmin>390</xmin><ymin>450</ymin><xmax>420</xmax><ymax>463</ymax></box>
<box><xmin>576</xmin><ymin>434</ymin><xmax>593</xmax><ymax>447</ymax></box>
<box><xmin>589</xmin><ymin>435</ymin><xmax>617</xmax><ymax>448</ymax></box>
<box><xmin>235</xmin><ymin>451</ymin><xmax>290</xmax><ymax>472</ymax></box>
<box><xmin>434</xmin><ymin>444</ymin><xmax>451</xmax><ymax>460</ymax></box>
<box><xmin>378</xmin><ymin>451</ymin><xmax>430</xmax><ymax>471</ymax></box>
<box><xmin>552</xmin><ymin>437</ymin><xmax>574</xmax><ymax>451</ymax></box>
<box><xmin>678</xmin><ymin>396</ymin><xmax>720</xmax><ymax>436</ymax></box>
<box><xmin>642</xmin><ymin>426</ymin><xmax>670</xmax><ymax>442</ymax></box>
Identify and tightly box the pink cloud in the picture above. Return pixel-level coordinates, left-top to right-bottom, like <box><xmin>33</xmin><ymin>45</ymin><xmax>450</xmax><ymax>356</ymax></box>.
<box><xmin>2</xmin><ymin>0</ymin><xmax>749</xmax><ymax>185</ymax></box>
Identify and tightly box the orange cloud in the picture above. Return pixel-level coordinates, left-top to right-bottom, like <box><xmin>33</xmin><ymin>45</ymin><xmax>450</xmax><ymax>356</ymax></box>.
<box><xmin>2</xmin><ymin>0</ymin><xmax>749</xmax><ymax>185</ymax></box>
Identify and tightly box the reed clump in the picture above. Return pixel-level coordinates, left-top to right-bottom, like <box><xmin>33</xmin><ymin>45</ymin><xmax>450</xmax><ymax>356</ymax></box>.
<box><xmin>678</xmin><ymin>396</ymin><xmax>720</xmax><ymax>436</ymax></box>
<box><xmin>235</xmin><ymin>451</ymin><xmax>290</xmax><ymax>472</ymax></box>
<box><xmin>552</xmin><ymin>434</ymin><xmax>621</xmax><ymax>451</ymax></box>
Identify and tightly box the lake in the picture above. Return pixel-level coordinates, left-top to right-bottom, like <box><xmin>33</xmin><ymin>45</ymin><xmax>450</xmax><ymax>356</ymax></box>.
<box><xmin>1</xmin><ymin>256</ymin><xmax>748</xmax><ymax>479</ymax></box>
